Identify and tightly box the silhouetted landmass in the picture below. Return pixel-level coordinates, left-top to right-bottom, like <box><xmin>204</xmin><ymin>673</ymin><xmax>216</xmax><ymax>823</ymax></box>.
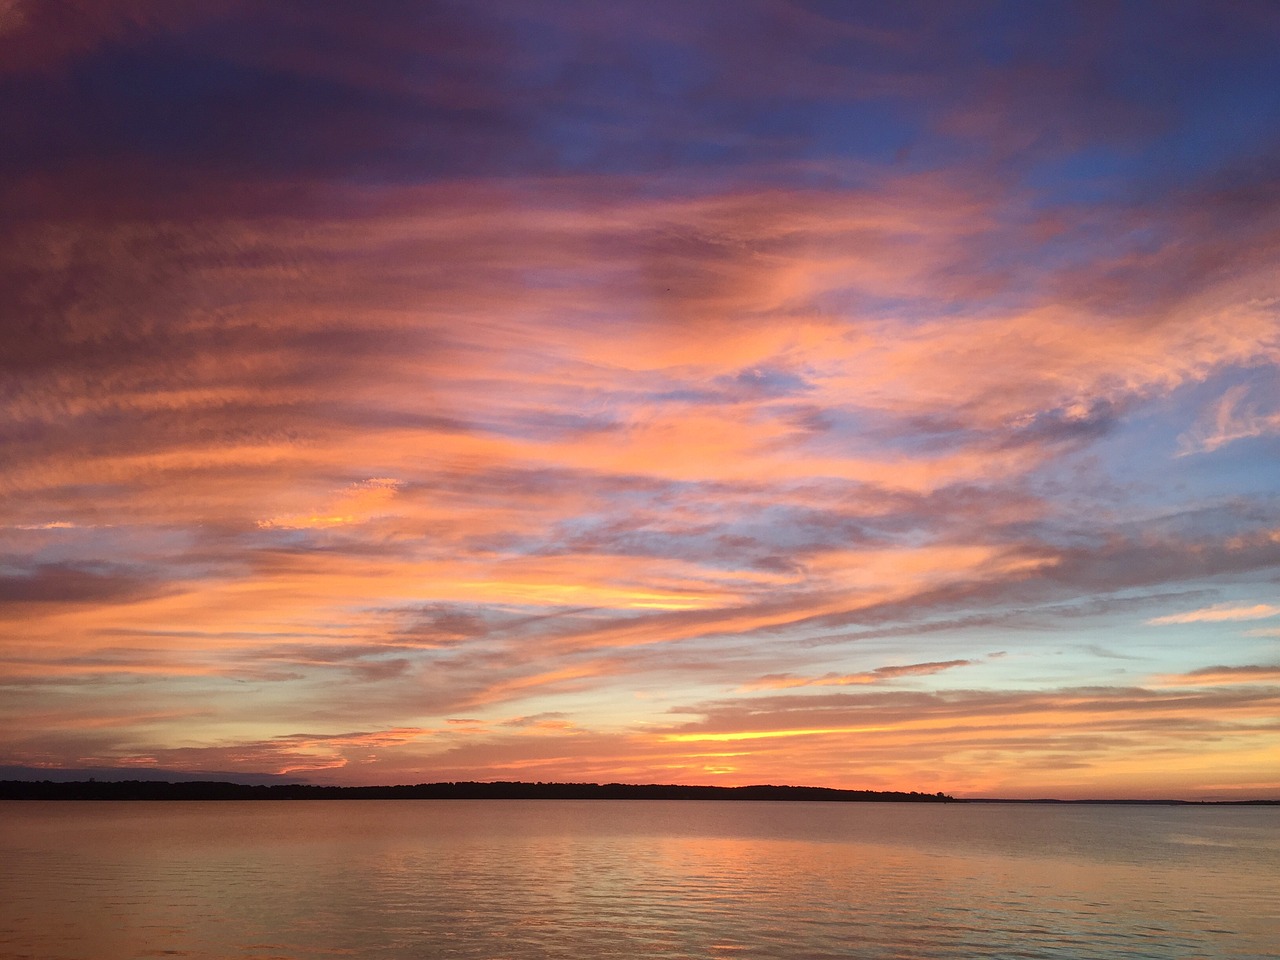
<box><xmin>0</xmin><ymin>779</ymin><xmax>958</xmax><ymax>802</ymax></box>
<box><xmin>1</xmin><ymin>781</ymin><xmax>1275</xmax><ymax>803</ymax></box>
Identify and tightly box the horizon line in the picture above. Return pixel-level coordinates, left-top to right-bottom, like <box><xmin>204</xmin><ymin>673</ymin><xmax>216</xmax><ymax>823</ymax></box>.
<box><xmin>2</xmin><ymin>777</ymin><xmax>1275</xmax><ymax>805</ymax></box>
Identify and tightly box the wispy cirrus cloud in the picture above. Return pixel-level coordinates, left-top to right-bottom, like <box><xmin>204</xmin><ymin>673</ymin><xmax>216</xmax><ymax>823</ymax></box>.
<box><xmin>1177</xmin><ymin>383</ymin><xmax>1280</xmax><ymax>455</ymax></box>
<box><xmin>1147</xmin><ymin>603</ymin><xmax>1280</xmax><ymax>626</ymax></box>
<box><xmin>1155</xmin><ymin>665</ymin><xmax>1280</xmax><ymax>686</ymax></box>
<box><xmin>742</xmin><ymin>660</ymin><xmax>973</xmax><ymax>691</ymax></box>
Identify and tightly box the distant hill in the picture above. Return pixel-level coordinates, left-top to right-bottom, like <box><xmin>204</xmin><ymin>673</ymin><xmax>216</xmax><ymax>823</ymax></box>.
<box><xmin>0</xmin><ymin>779</ymin><xmax>957</xmax><ymax>802</ymax></box>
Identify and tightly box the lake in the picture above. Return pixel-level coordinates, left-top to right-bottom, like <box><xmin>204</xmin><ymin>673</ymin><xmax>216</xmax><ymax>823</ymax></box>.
<box><xmin>1</xmin><ymin>800</ymin><xmax>1276</xmax><ymax>959</ymax></box>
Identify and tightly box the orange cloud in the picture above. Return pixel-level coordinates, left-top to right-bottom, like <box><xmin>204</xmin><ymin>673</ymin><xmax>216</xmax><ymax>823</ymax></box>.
<box><xmin>1155</xmin><ymin>665</ymin><xmax>1280</xmax><ymax>686</ymax></box>
<box><xmin>742</xmin><ymin>659</ymin><xmax>973</xmax><ymax>691</ymax></box>
<box><xmin>257</xmin><ymin>477</ymin><xmax>404</xmax><ymax>530</ymax></box>
<box><xmin>1147</xmin><ymin>603</ymin><xmax>1280</xmax><ymax>625</ymax></box>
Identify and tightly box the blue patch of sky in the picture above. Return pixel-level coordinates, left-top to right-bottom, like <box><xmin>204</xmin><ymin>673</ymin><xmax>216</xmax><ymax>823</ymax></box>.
<box><xmin>1169</xmin><ymin>440</ymin><xmax>1280</xmax><ymax>516</ymax></box>
<box><xmin>480</xmin><ymin>0</ymin><xmax>945</xmax><ymax>180</ymax></box>
<box><xmin>1020</xmin><ymin>146</ymin><xmax>1153</xmax><ymax>207</ymax></box>
<box><xmin>17</xmin><ymin>30</ymin><xmax>511</xmax><ymax>185</ymax></box>
<box><xmin>758</xmin><ymin>97</ymin><xmax>921</xmax><ymax>168</ymax></box>
<box><xmin>713</xmin><ymin>365</ymin><xmax>813</xmax><ymax>399</ymax></box>
<box><xmin>497</xmin><ymin>23</ymin><xmax>755</xmax><ymax>176</ymax></box>
<box><xmin>648</xmin><ymin>387</ymin><xmax>728</xmax><ymax>405</ymax></box>
<box><xmin>1119</xmin><ymin>621</ymin><xmax>1279</xmax><ymax>677</ymax></box>
<box><xmin>1018</xmin><ymin>19</ymin><xmax>1280</xmax><ymax>202</ymax></box>
<box><xmin>1109</xmin><ymin>31</ymin><xmax>1280</xmax><ymax>184</ymax></box>
<box><xmin>1070</xmin><ymin>368</ymin><xmax>1280</xmax><ymax>518</ymax></box>
<box><xmin>964</xmin><ymin>0</ymin><xmax>1050</xmax><ymax>67</ymax></box>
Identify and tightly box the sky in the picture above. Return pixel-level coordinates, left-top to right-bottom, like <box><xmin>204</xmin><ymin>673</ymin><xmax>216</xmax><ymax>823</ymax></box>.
<box><xmin>1</xmin><ymin>0</ymin><xmax>1278</xmax><ymax>800</ymax></box>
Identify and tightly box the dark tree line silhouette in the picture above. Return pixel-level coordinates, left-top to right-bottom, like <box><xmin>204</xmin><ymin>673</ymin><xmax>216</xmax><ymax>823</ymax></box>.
<box><xmin>0</xmin><ymin>779</ymin><xmax>959</xmax><ymax>802</ymax></box>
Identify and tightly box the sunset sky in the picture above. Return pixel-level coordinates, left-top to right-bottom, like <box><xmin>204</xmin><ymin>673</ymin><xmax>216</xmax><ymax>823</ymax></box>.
<box><xmin>2</xmin><ymin>0</ymin><xmax>1278</xmax><ymax>799</ymax></box>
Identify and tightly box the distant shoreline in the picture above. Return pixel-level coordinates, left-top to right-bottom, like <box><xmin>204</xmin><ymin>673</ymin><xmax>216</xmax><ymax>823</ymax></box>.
<box><xmin>1</xmin><ymin>780</ymin><xmax>1275</xmax><ymax>803</ymax></box>
<box><xmin>0</xmin><ymin>780</ymin><xmax>953</xmax><ymax>802</ymax></box>
<box><xmin>961</xmin><ymin>797</ymin><xmax>1278</xmax><ymax>805</ymax></box>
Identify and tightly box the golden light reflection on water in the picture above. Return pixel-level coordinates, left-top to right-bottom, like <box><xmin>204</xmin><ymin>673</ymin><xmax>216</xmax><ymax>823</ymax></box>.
<box><xmin>1</xmin><ymin>800</ymin><xmax>1276</xmax><ymax>960</ymax></box>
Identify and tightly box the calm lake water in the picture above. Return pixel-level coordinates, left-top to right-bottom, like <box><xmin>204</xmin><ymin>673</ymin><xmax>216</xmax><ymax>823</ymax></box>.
<box><xmin>1</xmin><ymin>800</ymin><xmax>1276</xmax><ymax>960</ymax></box>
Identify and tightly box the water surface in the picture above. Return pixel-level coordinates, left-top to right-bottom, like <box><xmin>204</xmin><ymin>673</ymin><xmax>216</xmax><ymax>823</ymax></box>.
<box><xmin>1</xmin><ymin>800</ymin><xmax>1275</xmax><ymax>959</ymax></box>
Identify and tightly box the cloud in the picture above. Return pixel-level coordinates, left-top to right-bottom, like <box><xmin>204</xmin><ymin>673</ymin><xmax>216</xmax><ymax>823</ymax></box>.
<box><xmin>0</xmin><ymin>0</ymin><xmax>240</xmax><ymax>74</ymax></box>
<box><xmin>257</xmin><ymin>477</ymin><xmax>404</xmax><ymax>530</ymax></box>
<box><xmin>129</xmin><ymin>727</ymin><xmax>434</xmax><ymax>776</ymax></box>
<box><xmin>742</xmin><ymin>659</ymin><xmax>973</xmax><ymax>691</ymax></box>
<box><xmin>1177</xmin><ymin>383</ymin><xmax>1280</xmax><ymax>455</ymax></box>
<box><xmin>1147</xmin><ymin>603</ymin><xmax>1280</xmax><ymax>625</ymax></box>
<box><xmin>645</xmin><ymin>682</ymin><xmax>1280</xmax><ymax>797</ymax></box>
<box><xmin>0</xmin><ymin>563</ymin><xmax>166</xmax><ymax>608</ymax></box>
<box><xmin>1156</xmin><ymin>665</ymin><xmax>1280</xmax><ymax>686</ymax></box>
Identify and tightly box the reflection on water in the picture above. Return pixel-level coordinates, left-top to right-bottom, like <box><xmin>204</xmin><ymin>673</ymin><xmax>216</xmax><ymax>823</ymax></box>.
<box><xmin>1</xmin><ymin>800</ymin><xmax>1276</xmax><ymax>959</ymax></box>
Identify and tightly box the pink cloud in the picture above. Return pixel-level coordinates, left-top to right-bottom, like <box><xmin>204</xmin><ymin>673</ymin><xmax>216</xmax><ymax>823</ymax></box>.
<box><xmin>1147</xmin><ymin>603</ymin><xmax>1280</xmax><ymax>625</ymax></box>
<box><xmin>742</xmin><ymin>659</ymin><xmax>973</xmax><ymax>691</ymax></box>
<box><xmin>1155</xmin><ymin>665</ymin><xmax>1280</xmax><ymax>686</ymax></box>
<box><xmin>1178</xmin><ymin>383</ymin><xmax>1280</xmax><ymax>455</ymax></box>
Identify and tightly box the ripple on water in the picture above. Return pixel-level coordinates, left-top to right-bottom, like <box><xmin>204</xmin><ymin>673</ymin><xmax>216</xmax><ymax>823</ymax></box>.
<box><xmin>1</xmin><ymin>800</ymin><xmax>1277</xmax><ymax>960</ymax></box>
